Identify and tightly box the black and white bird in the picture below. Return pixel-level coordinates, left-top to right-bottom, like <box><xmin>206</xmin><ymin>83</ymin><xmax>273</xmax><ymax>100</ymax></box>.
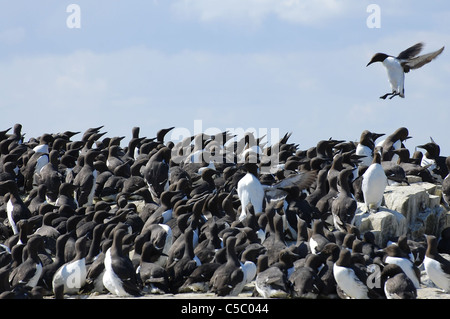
<box><xmin>367</xmin><ymin>42</ymin><xmax>444</xmax><ymax>99</ymax></box>
<box><xmin>331</xmin><ymin>168</ymin><xmax>357</xmax><ymax>232</ymax></box>
<box><xmin>361</xmin><ymin>150</ymin><xmax>387</xmax><ymax>213</ymax></box>
<box><xmin>103</xmin><ymin>228</ymin><xmax>142</xmax><ymax>297</ymax></box>
<box><xmin>384</xmin><ymin>242</ymin><xmax>421</xmax><ymax>289</ymax></box>
<box><xmin>254</xmin><ymin>254</ymin><xmax>291</xmax><ymax>298</ymax></box>
<box><xmin>73</xmin><ymin>149</ymin><xmax>100</xmax><ymax>207</ymax></box>
<box><xmin>237</xmin><ymin>162</ymin><xmax>265</xmax><ymax>221</ymax></box>
<box><xmin>9</xmin><ymin>235</ymin><xmax>44</xmax><ymax>289</ymax></box>
<box><xmin>423</xmin><ymin>235</ymin><xmax>450</xmax><ymax>292</ymax></box>
<box><xmin>0</xmin><ymin>180</ymin><xmax>32</xmax><ymax>235</ymax></box>
<box><xmin>417</xmin><ymin>138</ymin><xmax>448</xmax><ymax>182</ymax></box>
<box><xmin>137</xmin><ymin>242</ymin><xmax>170</xmax><ymax>294</ymax></box>
<box><xmin>143</xmin><ymin>147</ymin><xmax>171</xmax><ymax>203</ymax></box>
<box><xmin>333</xmin><ymin>249</ymin><xmax>370</xmax><ymax>299</ymax></box>
<box><xmin>355</xmin><ymin>130</ymin><xmax>385</xmax><ymax>168</ymax></box>
<box><xmin>52</xmin><ymin>236</ymin><xmax>87</xmax><ymax>295</ymax></box>
<box><xmin>380</xmin><ymin>264</ymin><xmax>417</xmax><ymax>299</ymax></box>
<box><xmin>209</xmin><ymin>236</ymin><xmax>244</xmax><ymax>296</ymax></box>
<box><xmin>309</xmin><ymin>219</ymin><xmax>330</xmax><ymax>255</ymax></box>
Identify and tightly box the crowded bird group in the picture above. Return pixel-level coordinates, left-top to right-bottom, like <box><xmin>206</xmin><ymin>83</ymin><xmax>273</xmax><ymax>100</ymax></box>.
<box><xmin>0</xmin><ymin>123</ymin><xmax>449</xmax><ymax>299</ymax></box>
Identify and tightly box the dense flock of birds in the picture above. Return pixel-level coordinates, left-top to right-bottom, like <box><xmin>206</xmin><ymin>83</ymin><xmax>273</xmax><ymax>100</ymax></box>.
<box><xmin>0</xmin><ymin>123</ymin><xmax>449</xmax><ymax>299</ymax></box>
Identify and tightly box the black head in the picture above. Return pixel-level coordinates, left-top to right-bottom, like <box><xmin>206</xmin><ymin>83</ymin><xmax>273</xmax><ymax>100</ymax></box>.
<box><xmin>417</xmin><ymin>141</ymin><xmax>440</xmax><ymax>157</ymax></box>
<box><xmin>242</xmin><ymin>162</ymin><xmax>259</xmax><ymax>176</ymax></box>
<box><xmin>367</xmin><ymin>53</ymin><xmax>389</xmax><ymax>66</ymax></box>
<box><xmin>393</xmin><ymin>127</ymin><xmax>411</xmax><ymax>141</ymax></box>
<box><xmin>371</xmin><ymin>132</ymin><xmax>385</xmax><ymax>142</ymax></box>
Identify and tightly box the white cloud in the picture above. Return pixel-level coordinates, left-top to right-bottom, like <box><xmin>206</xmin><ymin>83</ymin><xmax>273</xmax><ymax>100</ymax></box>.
<box><xmin>171</xmin><ymin>0</ymin><xmax>354</xmax><ymax>26</ymax></box>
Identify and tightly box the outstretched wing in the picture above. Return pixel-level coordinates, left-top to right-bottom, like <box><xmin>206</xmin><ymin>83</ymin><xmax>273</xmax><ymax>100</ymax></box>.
<box><xmin>264</xmin><ymin>170</ymin><xmax>317</xmax><ymax>201</ymax></box>
<box><xmin>402</xmin><ymin>46</ymin><xmax>445</xmax><ymax>73</ymax></box>
<box><xmin>397</xmin><ymin>42</ymin><xmax>423</xmax><ymax>60</ymax></box>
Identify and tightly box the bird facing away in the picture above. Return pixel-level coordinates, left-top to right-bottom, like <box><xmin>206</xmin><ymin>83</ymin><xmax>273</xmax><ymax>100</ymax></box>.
<box><xmin>367</xmin><ymin>42</ymin><xmax>444</xmax><ymax>99</ymax></box>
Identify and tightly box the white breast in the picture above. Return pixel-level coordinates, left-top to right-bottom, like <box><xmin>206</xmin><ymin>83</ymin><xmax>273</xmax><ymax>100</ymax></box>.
<box><xmin>333</xmin><ymin>264</ymin><xmax>369</xmax><ymax>299</ymax></box>
<box><xmin>424</xmin><ymin>256</ymin><xmax>450</xmax><ymax>292</ymax></box>
<box><xmin>6</xmin><ymin>199</ymin><xmax>18</xmax><ymax>235</ymax></box>
<box><xmin>385</xmin><ymin>256</ymin><xmax>420</xmax><ymax>289</ymax></box>
<box><xmin>237</xmin><ymin>173</ymin><xmax>264</xmax><ymax>221</ymax></box>
<box><xmin>356</xmin><ymin>144</ymin><xmax>373</xmax><ymax>167</ymax></box>
<box><xmin>383</xmin><ymin>57</ymin><xmax>404</xmax><ymax>92</ymax></box>
<box><xmin>53</xmin><ymin>259</ymin><xmax>87</xmax><ymax>294</ymax></box>
<box><xmin>103</xmin><ymin>249</ymin><xmax>129</xmax><ymax>296</ymax></box>
<box><xmin>362</xmin><ymin>163</ymin><xmax>387</xmax><ymax>210</ymax></box>
<box><xmin>27</xmin><ymin>263</ymin><xmax>43</xmax><ymax>288</ymax></box>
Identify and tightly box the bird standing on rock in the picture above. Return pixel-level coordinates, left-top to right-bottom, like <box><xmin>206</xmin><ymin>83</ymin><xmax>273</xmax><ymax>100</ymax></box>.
<box><xmin>361</xmin><ymin>150</ymin><xmax>387</xmax><ymax>213</ymax></box>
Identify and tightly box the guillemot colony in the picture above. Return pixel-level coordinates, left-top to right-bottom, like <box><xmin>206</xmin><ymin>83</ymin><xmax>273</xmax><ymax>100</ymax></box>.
<box><xmin>0</xmin><ymin>123</ymin><xmax>448</xmax><ymax>299</ymax></box>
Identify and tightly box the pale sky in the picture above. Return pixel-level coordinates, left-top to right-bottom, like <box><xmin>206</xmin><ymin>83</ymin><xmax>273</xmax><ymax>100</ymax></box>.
<box><xmin>1</xmin><ymin>1</ymin><xmax>449</xmax><ymax>156</ymax></box>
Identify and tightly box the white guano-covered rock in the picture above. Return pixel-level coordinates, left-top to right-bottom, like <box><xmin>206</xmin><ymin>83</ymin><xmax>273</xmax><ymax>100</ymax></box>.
<box><xmin>354</xmin><ymin>203</ymin><xmax>407</xmax><ymax>247</ymax></box>
<box><xmin>355</xmin><ymin>182</ymin><xmax>449</xmax><ymax>246</ymax></box>
<box><xmin>383</xmin><ymin>182</ymin><xmax>448</xmax><ymax>240</ymax></box>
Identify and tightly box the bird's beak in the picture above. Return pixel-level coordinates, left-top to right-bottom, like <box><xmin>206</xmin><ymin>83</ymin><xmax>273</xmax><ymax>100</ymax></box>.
<box><xmin>366</xmin><ymin>60</ymin><xmax>374</xmax><ymax>67</ymax></box>
<box><xmin>372</xmin><ymin>133</ymin><xmax>385</xmax><ymax>141</ymax></box>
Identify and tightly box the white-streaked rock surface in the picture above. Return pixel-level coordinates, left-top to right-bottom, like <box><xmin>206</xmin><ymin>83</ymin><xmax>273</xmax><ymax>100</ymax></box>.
<box><xmin>354</xmin><ymin>181</ymin><xmax>449</xmax><ymax>247</ymax></box>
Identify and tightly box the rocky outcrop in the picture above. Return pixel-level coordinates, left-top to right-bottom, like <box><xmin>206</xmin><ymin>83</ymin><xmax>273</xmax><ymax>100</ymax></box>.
<box><xmin>384</xmin><ymin>182</ymin><xmax>447</xmax><ymax>240</ymax></box>
<box><xmin>355</xmin><ymin>181</ymin><xmax>449</xmax><ymax>247</ymax></box>
<box><xmin>355</xmin><ymin>204</ymin><xmax>406</xmax><ymax>247</ymax></box>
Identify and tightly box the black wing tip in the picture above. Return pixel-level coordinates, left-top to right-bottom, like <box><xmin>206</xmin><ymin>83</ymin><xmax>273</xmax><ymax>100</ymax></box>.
<box><xmin>397</xmin><ymin>42</ymin><xmax>424</xmax><ymax>60</ymax></box>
